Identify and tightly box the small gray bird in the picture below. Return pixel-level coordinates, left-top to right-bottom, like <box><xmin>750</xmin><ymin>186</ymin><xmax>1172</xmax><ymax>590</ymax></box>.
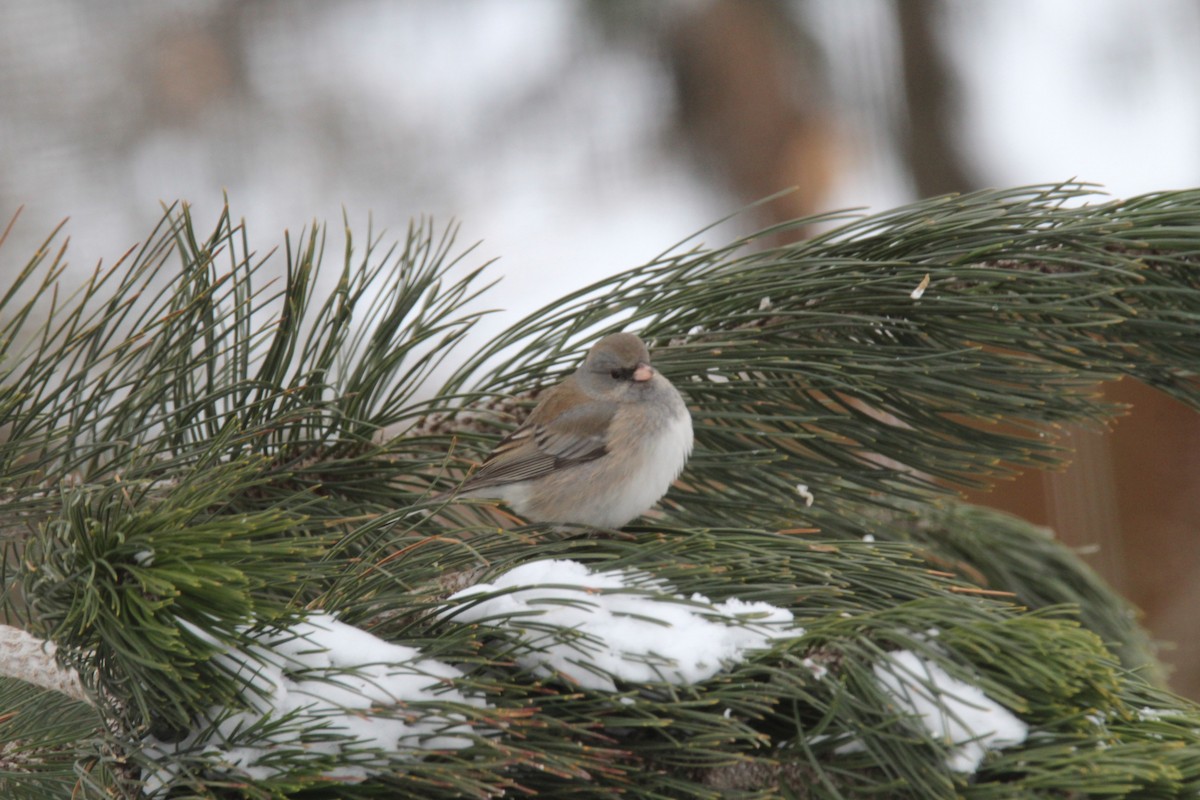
<box><xmin>455</xmin><ymin>332</ymin><xmax>693</xmax><ymax>528</ymax></box>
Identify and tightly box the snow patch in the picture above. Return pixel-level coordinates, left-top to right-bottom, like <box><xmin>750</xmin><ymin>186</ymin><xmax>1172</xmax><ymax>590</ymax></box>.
<box><xmin>873</xmin><ymin>649</ymin><xmax>1027</xmax><ymax>773</ymax></box>
<box><xmin>142</xmin><ymin>613</ymin><xmax>484</xmax><ymax>794</ymax></box>
<box><xmin>445</xmin><ymin>559</ymin><xmax>801</xmax><ymax>691</ymax></box>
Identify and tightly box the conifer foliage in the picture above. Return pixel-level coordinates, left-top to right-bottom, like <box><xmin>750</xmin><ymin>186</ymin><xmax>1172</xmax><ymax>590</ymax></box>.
<box><xmin>1</xmin><ymin>184</ymin><xmax>1199</xmax><ymax>798</ymax></box>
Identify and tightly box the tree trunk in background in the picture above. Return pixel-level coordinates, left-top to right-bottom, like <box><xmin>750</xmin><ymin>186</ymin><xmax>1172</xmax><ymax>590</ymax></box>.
<box><xmin>668</xmin><ymin>0</ymin><xmax>838</xmax><ymax>235</ymax></box>
<box><xmin>894</xmin><ymin>0</ymin><xmax>978</xmax><ymax>196</ymax></box>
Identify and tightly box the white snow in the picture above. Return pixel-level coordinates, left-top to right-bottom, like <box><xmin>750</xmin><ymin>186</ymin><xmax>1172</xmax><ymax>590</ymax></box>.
<box><xmin>833</xmin><ymin>737</ymin><xmax>867</xmax><ymax>755</ymax></box>
<box><xmin>142</xmin><ymin>613</ymin><xmax>485</xmax><ymax>794</ymax></box>
<box><xmin>1135</xmin><ymin>706</ymin><xmax>1182</xmax><ymax>722</ymax></box>
<box><xmin>873</xmin><ymin>649</ymin><xmax>1028</xmax><ymax>773</ymax></box>
<box><xmin>910</xmin><ymin>273</ymin><xmax>931</xmax><ymax>300</ymax></box>
<box><xmin>444</xmin><ymin>559</ymin><xmax>801</xmax><ymax>692</ymax></box>
<box><xmin>706</xmin><ymin>366</ymin><xmax>730</xmax><ymax>383</ymax></box>
<box><xmin>802</xmin><ymin>656</ymin><xmax>829</xmax><ymax>680</ymax></box>
<box><xmin>796</xmin><ymin>484</ymin><xmax>816</xmax><ymax>507</ymax></box>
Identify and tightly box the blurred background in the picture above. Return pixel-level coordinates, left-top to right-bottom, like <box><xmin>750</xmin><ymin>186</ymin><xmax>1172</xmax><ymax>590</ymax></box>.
<box><xmin>1</xmin><ymin>0</ymin><xmax>1198</xmax><ymax>697</ymax></box>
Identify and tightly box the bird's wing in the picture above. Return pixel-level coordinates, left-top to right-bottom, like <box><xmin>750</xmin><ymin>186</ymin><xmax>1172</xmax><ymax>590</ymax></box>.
<box><xmin>459</xmin><ymin>400</ymin><xmax>614</xmax><ymax>492</ymax></box>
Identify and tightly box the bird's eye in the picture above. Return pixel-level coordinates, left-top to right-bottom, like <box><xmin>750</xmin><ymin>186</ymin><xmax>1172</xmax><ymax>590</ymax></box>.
<box><xmin>610</xmin><ymin>369</ymin><xmax>624</xmax><ymax>380</ymax></box>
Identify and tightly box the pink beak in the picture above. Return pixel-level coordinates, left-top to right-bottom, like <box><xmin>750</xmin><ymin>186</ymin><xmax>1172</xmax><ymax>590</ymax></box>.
<box><xmin>632</xmin><ymin>362</ymin><xmax>654</xmax><ymax>382</ymax></box>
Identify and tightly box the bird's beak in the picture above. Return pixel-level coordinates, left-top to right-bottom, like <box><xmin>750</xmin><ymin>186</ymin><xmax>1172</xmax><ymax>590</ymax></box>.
<box><xmin>632</xmin><ymin>362</ymin><xmax>654</xmax><ymax>382</ymax></box>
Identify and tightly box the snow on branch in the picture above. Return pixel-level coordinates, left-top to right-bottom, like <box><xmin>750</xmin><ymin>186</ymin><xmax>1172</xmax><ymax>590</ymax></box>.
<box><xmin>142</xmin><ymin>613</ymin><xmax>486</xmax><ymax>794</ymax></box>
<box><xmin>873</xmin><ymin>649</ymin><xmax>1028</xmax><ymax>772</ymax></box>
<box><xmin>443</xmin><ymin>559</ymin><xmax>802</xmax><ymax>692</ymax></box>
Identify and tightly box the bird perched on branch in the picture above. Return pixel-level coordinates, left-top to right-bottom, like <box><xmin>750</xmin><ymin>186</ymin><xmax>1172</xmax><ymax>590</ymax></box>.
<box><xmin>454</xmin><ymin>332</ymin><xmax>693</xmax><ymax>528</ymax></box>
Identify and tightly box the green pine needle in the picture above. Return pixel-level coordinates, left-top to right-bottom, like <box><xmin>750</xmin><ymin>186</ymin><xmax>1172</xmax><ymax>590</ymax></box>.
<box><xmin>0</xmin><ymin>184</ymin><xmax>1198</xmax><ymax>798</ymax></box>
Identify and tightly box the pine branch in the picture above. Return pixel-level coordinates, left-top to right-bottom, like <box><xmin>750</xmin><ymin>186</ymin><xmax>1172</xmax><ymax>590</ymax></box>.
<box><xmin>438</xmin><ymin>183</ymin><xmax>1200</xmax><ymax>536</ymax></box>
<box><xmin>0</xmin><ymin>676</ymin><xmax>109</xmax><ymax>800</ymax></box>
<box><xmin>1</xmin><ymin>185</ymin><xmax>1198</xmax><ymax>798</ymax></box>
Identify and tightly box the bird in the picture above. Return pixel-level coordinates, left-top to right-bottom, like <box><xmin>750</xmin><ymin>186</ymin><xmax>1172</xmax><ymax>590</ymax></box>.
<box><xmin>452</xmin><ymin>332</ymin><xmax>693</xmax><ymax>528</ymax></box>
